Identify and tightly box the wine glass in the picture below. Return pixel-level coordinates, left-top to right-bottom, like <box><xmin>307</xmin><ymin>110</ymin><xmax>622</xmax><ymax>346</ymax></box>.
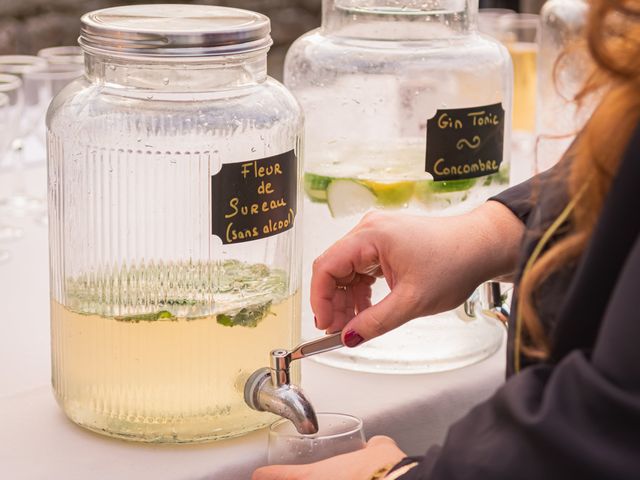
<box><xmin>498</xmin><ymin>14</ymin><xmax>540</xmax><ymax>184</ymax></box>
<box><xmin>0</xmin><ymin>55</ymin><xmax>48</xmax><ymax>214</ymax></box>
<box><xmin>0</xmin><ymin>74</ymin><xmax>23</xmax><ymax>168</ymax></box>
<box><xmin>23</xmin><ymin>63</ymin><xmax>84</xmax><ymax>150</ymax></box>
<box><xmin>477</xmin><ymin>8</ymin><xmax>516</xmax><ymax>37</ymax></box>
<box><xmin>0</xmin><ymin>75</ymin><xmax>25</xmax><ymax>246</ymax></box>
<box><xmin>22</xmin><ymin>62</ymin><xmax>83</xmax><ymax>227</ymax></box>
<box><xmin>268</xmin><ymin>413</ymin><xmax>366</xmax><ymax>465</ymax></box>
<box><xmin>0</xmin><ymin>92</ymin><xmax>18</xmax><ymax>263</ymax></box>
<box><xmin>37</xmin><ymin>46</ymin><xmax>84</xmax><ymax>66</ymax></box>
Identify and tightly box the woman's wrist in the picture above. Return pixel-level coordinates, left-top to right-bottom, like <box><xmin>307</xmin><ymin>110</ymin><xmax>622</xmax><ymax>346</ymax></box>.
<box><xmin>372</xmin><ymin>457</ymin><xmax>420</xmax><ymax>480</ymax></box>
<box><xmin>468</xmin><ymin>200</ymin><xmax>524</xmax><ymax>283</ymax></box>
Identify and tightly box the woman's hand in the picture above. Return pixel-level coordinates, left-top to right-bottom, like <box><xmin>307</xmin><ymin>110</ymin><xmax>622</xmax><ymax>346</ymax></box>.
<box><xmin>311</xmin><ymin>201</ymin><xmax>523</xmax><ymax>346</ymax></box>
<box><xmin>252</xmin><ymin>436</ymin><xmax>406</xmax><ymax>480</ymax></box>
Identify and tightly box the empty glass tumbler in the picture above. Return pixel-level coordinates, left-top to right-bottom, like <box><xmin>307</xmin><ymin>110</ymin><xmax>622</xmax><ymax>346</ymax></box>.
<box><xmin>268</xmin><ymin>413</ymin><xmax>366</xmax><ymax>465</ymax></box>
<box><xmin>47</xmin><ymin>5</ymin><xmax>303</xmax><ymax>443</ymax></box>
<box><xmin>285</xmin><ymin>0</ymin><xmax>512</xmax><ymax>373</ymax></box>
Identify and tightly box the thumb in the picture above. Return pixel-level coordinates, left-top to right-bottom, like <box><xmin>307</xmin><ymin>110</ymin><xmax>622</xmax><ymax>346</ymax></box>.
<box><xmin>367</xmin><ymin>435</ymin><xmax>399</xmax><ymax>448</ymax></box>
<box><xmin>341</xmin><ymin>286</ymin><xmax>417</xmax><ymax>347</ymax></box>
<box><xmin>252</xmin><ymin>465</ymin><xmax>305</xmax><ymax>480</ymax></box>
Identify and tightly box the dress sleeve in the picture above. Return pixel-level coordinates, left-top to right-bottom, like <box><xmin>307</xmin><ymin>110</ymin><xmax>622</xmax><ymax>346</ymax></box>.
<box><xmin>395</xmin><ymin>234</ymin><xmax>640</xmax><ymax>480</ymax></box>
<box><xmin>489</xmin><ymin>158</ymin><xmax>570</xmax><ymax>225</ymax></box>
<box><xmin>488</xmin><ymin>178</ymin><xmax>535</xmax><ymax>224</ymax></box>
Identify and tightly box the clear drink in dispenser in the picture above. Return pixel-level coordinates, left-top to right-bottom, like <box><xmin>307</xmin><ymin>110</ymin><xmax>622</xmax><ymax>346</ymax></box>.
<box><xmin>285</xmin><ymin>0</ymin><xmax>512</xmax><ymax>373</ymax></box>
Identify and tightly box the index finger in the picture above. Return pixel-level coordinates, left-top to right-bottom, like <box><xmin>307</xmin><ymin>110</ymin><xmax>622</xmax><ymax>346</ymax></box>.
<box><xmin>310</xmin><ymin>235</ymin><xmax>380</xmax><ymax>330</ymax></box>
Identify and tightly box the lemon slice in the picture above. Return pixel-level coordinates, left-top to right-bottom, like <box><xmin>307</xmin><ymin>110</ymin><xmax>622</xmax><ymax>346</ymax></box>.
<box><xmin>362</xmin><ymin>180</ymin><xmax>415</xmax><ymax>208</ymax></box>
<box><xmin>327</xmin><ymin>180</ymin><xmax>377</xmax><ymax>218</ymax></box>
<box><xmin>414</xmin><ymin>180</ymin><xmax>433</xmax><ymax>205</ymax></box>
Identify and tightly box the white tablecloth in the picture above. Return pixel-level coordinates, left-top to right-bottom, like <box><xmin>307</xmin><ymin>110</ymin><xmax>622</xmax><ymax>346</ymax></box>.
<box><xmin>0</xmin><ymin>166</ymin><xmax>506</xmax><ymax>480</ymax></box>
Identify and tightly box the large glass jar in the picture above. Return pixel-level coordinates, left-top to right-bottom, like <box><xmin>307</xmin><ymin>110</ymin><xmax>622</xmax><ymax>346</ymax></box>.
<box><xmin>285</xmin><ymin>0</ymin><xmax>512</xmax><ymax>373</ymax></box>
<box><xmin>47</xmin><ymin>5</ymin><xmax>302</xmax><ymax>443</ymax></box>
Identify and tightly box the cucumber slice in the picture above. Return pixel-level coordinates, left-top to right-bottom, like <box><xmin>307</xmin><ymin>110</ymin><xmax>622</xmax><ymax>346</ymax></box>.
<box><xmin>304</xmin><ymin>173</ymin><xmax>333</xmax><ymax>203</ymax></box>
<box><xmin>429</xmin><ymin>178</ymin><xmax>477</xmax><ymax>193</ymax></box>
<box><xmin>482</xmin><ymin>166</ymin><xmax>511</xmax><ymax>187</ymax></box>
<box><xmin>327</xmin><ymin>179</ymin><xmax>377</xmax><ymax>218</ymax></box>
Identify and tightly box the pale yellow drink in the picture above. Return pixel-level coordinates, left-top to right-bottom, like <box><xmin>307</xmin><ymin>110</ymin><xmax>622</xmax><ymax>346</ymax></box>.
<box><xmin>509</xmin><ymin>42</ymin><xmax>537</xmax><ymax>132</ymax></box>
<box><xmin>52</xmin><ymin>262</ymin><xmax>299</xmax><ymax>443</ymax></box>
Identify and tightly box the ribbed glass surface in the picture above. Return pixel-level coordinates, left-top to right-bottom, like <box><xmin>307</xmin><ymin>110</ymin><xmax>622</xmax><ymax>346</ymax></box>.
<box><xmin>48</xmin><ymin>68</ymin><xmax>302</xmax><ymax>442</ymax></box>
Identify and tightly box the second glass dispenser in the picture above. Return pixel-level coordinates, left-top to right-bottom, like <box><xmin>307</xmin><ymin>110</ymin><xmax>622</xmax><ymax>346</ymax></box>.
<box><xmin>285</xmin><ymin>0</ymin><xmax>513</xmax><ymax>373</ymax></box>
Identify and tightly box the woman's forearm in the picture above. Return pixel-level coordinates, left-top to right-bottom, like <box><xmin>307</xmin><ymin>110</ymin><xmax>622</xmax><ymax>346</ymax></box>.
<box><xmin>467</xmin><ymin>200</ymin><xmax>525</xmax><ymax>284</ymax></box>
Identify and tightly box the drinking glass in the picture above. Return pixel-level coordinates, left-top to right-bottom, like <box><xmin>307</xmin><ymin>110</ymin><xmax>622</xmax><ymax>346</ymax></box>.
<box><xmin>0</xmin><ymin>56</ymin><xmax>48</xmax><ymax>213</ymax></box>
<box><xmin>477</xmin><ymin>8</ymin><xmax>516</xmax><ymax>37</ymax></box>
<box><xmin>0</xmin><ymin>76</ymin><xmax>25</xmax><ymax>244</ymax></box>
<box><xmin>268</xmin><ymin>413</ymin><xmax>366</xmax><ymax>465</ymax></box>
<box><xmin>37</xmin><ymin>46</ymin><xmax>83</xmax><ymax>66</ymax></box>
<box><xmin>0</xmin><ymin>74</ymin><xmax>23</xmax><ymax>168</ymax></box>
<box><xmin>1</xmin><ymin>93</ymin><xmax>17</xmax><ymax>262</ymax></box>
<box><xmin>499</xmin><ymin>13</ymin><xmax>539</xmax><ymax>183</ymax></box>
<box><xmin>23</xmin><ymin>63</ymin><xmax>84</xmax><ymax>148</ymax></box>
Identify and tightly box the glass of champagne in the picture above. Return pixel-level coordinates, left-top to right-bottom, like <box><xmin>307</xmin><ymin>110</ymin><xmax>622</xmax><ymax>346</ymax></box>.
<box><xmin>268</xmin><ymin>413</ymin><xmax>366</xmax><ymax>465</ymax></box>
<box><xmin>499</xmin><ymin>13</ymin><xmax>539</xmax><ymax>183</ymax></box>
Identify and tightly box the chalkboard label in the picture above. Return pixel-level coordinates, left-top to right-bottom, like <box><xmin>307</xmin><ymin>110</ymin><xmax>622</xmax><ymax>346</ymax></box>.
<box><xmin>425</xmin><ymin>103</ymin><xmax>505</xmax><ymax>181</ymax></box>
<box><xmin>212</xmin><ymin>150</ymin><xmax>297</xmax><ymax>245</ymax></box>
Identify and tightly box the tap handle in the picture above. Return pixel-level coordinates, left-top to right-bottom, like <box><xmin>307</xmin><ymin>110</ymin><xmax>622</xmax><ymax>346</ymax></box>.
<box><xmin>269</xmin><ymin>332</ymin><xmax>344</xmax><ymax>387</ymax></box>
<box><xmin>289</xmin><ymin>332</ymin><xmax>344</xmax><ymax>361</ymax></box>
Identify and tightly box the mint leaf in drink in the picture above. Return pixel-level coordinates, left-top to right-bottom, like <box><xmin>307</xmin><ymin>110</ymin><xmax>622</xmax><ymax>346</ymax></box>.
<box><xmin>216</xmin><ymin>314</ymin><xmax>234</xmax><ymax>327</ymax></box>
<box><xmin>216</xmin><ymin>301</ymin><xmax>273</xmax><ymax>328</ymax></box>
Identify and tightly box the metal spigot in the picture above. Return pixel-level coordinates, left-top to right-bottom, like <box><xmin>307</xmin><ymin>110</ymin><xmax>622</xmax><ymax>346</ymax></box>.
<box><xmin>244</xmin><ymin>332</ymin><xmax>344</xmax><ymax>434</ymax></box>
<box><xmin>461</xmin><ymin>281</ymin><xmax>511</xmax><ymax>326</ymax></box>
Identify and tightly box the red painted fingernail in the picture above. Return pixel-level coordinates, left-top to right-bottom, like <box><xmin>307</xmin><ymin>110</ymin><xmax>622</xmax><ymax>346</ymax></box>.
<box><xmin>344</xmin><ymin>329</ymin><xmax>364</xmax><ymax>348</ymax></box>
<box><xmin>314</xmin><ymin>316</ymin><xmax>318</xmax><ymax>328</ymax></box>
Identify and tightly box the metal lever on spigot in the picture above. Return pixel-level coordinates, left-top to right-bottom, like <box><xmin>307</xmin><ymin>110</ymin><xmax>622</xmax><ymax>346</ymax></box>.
<box><xmin>244</xmin><ymin>332</ymin><xmax>344</xmax><ymax>435</ymax></box>
<box><xmin>270</xmin><ymin>332</ymin><xmax>344</xmax><ymax>387</ymax></box>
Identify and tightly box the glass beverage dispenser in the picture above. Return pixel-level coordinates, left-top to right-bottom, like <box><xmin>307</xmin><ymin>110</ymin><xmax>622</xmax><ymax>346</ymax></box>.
<box><xmin>285</xmin><ymin>0</ymin><xmax>512</xmax><ymax>373</ymax></box>
<box><xmin>47</xmin><ymin>5</ymin><xmax>302</xmax><ymax>442</ymax></box>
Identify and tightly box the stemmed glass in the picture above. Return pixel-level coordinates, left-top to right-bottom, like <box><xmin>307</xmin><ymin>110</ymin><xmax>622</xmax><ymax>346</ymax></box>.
<box><xmin>0</xmin><ymin>75</ymin><xmax>25</xmax><ymax>251</ymax></box>
<box><xmin>37</xmin><ymin>46</ymin><xmax>84</xmax><ymax>66</ymax></box>
<box><xmin>477</xmin><ymin>8</ymin><xmax>516</xmax><ymax>37</ymax></box>
<box><xmin>0</xmin><ymin>55</ymin><xmax>48</xmax><ymax>214</ymax></box>
<box><xmin>268</xmin><ymin>413</ymin><xmax>366</xmax><ymax>465</ymax></box>
<box><xmin>0</xmin><ymin>91</ymin><xmax>20</xmax><ymax>263</ymax></box>
<box><xmin>23</xmin><ymin>63</ymin><xmax>84</xmax><ymax>150</ymax></box>
<box><xmin>498</xmin><ymin>14</ymin><xmax>540</xmax><ymax>183</ymax></box>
